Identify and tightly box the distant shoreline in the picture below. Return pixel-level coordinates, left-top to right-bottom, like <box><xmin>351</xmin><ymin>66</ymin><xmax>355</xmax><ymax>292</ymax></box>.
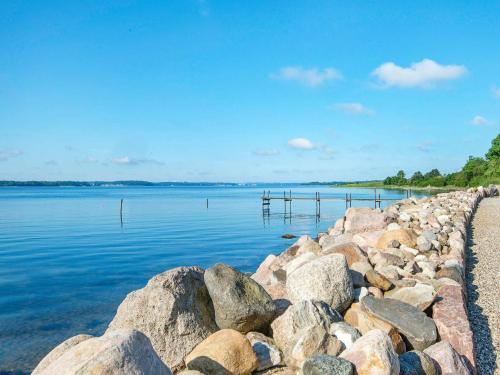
<box><xmin>0</xmin><ymin>181</ymin><xmax>360</xmax><ymax>187</ymax></box>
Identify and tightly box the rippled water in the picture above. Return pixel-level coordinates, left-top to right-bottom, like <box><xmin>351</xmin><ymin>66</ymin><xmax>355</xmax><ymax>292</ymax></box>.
<box><xmin>0</xmin><ymin>185</ymin><xmax>422</xmax><ymax>374</ymax></box>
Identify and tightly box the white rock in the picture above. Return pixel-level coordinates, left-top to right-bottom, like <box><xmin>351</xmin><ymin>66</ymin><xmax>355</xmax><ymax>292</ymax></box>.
<box><xmin>329</xmin><ymin>321</ymin><xmax>361</xmax><ymax>349</ymax></box>
<box><xmin>387</xmin><ymin>223</ymin><xmax>402</xmax><ymax>231</ymax></box>
<box><xmin>246</xmin><ymin>332</ymin><xmax>283</xmax><ymax>371</ymax></box>
<box><xmin>340</xmin><ymin>329</ymin><xmax>400</xmax><ymax>375</ymax></box>
<box><xmin>437</xmin><ymin>215</ymin><xmax>450</xmax><ymax>226</ymax></box>
<box><xmin>400</xmin><ymin>212</ymin><xmax>412</xmax><ymax>222</ymax></box>
<box><xmin>33</xmin><ymin>330</ymin><xmax>172</xmax><ymax>375</ymax></box>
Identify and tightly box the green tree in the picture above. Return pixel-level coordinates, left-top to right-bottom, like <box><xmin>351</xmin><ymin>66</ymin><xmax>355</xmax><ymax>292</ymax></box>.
<box><xmin>410</xmin><ymin>171</ymin><xmax>424</xmax><ymax>183</ymax></box>
<box><xmin>485</xmin><ymin>134</ymin><xmax>500</xmax><ymax>161</ymax></box>
<box><xmin>424</xmin><ymin>169</ymin><xmax>441</xmax><ymax>178</ymax></box>
<box><xmin>462</xmin><ymin>156</ymin><xmax>487</xmax><ymax>183</ymax></box>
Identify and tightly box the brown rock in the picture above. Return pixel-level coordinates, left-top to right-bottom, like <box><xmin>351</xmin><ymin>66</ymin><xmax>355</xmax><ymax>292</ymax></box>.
<box><xmin>365</xmin><ymin>269</ymin><xmax>393</xmax><ymax>291</ymax></box>
<box><xmin>186</xmin><ymin>329</ymin><xmax>258</xmax><ymax>375</ymax></box>
<box><xmin>368</xmin><ymin>286</ymin><xmax>384</xmax><ymax>299</ymax></box>
<box><xmin>377</xmin><ymin>229</ymin><xmax>417</xmax><ymax>249</ymax></box>
<box><xmin>432</xmin><ymin>285</ymin><xmax>476</xmax><ymax>370</ymax></box>
<box><xmin>322</xmin><ymin>242</ymin><xmax>368</xmax><ymax>266</ymax></box>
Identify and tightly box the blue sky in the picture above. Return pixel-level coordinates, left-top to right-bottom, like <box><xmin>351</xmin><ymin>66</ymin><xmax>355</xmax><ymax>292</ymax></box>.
<box><xmin>1</xmin><ymin>0</ymin><xmax>499</xmax><ymax>182</ymax></box>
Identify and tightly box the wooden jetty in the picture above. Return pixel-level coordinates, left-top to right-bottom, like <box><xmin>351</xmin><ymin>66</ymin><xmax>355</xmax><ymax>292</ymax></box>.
<box><xmin>262</xmin><ymin>189</ymin><xmax>413</xmax><ymax>216</ymax></box>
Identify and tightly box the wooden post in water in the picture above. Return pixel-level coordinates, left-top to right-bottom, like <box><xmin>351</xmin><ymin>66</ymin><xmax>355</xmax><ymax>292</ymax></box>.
<box><xmin>318</xmin><ymin>192</ymin><xmax>321</xmax><ymax>216</ymax></box>
<box><xmin>120</xmin><ymin>199</ymin><xmax>123</xmax><ymax>226</ymax></box>
<box><xmin>206</xmin><ymin>198</ymin><xmax>208</xmax><ymax>208</ymax></box>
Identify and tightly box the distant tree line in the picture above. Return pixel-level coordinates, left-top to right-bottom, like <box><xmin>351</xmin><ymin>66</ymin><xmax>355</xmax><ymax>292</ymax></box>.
<box><xmin>383</xmin><ymin>133</ymin><xmax>500</xmax><ymax>187</ymax></box>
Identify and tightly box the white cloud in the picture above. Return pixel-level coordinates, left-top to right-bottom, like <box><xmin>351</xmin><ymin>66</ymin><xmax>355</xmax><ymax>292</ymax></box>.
<box><xmin>333</xmin><ymin>102</ymin><xmax>375</xmax><ymax>115</ymax></box>
<box><xmin>253</xmin><ymin>149</ymin><xmax>280</xmax><ymax>156</ymax></box>
<box><xmin>0</xmin><ymin>149</ymin><xmax>22</xmax><ymax>162</ymax></box>
<box><xmin>288</xmin><ymin>138</ymin><xmax>316</xmax><ymax>150</ymax></box>
<box><xmin>470</xmin><ymin>115</ymin><xmax>491</xmax><ymax>126</ymax></box>
<box><xmin>372</xmin><ymin>59</ymin><xmax>466</xmax><ymax>88</ymax></box>
<box><xmin>271</xmin><ymin>66</ymin><xmax>342</xmax><ymax>87</ymax></box>
<box><xmin>112</xmin><ymin>156</ymin><xmax>165</xmax><ymax>166</ymax></box>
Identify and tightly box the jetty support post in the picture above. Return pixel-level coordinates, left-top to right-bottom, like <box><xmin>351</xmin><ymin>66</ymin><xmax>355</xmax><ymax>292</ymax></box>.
<box><xmin>120</xmin><ymin>199</ymin><xmax>124</xmax><ymax>226</ymax></box>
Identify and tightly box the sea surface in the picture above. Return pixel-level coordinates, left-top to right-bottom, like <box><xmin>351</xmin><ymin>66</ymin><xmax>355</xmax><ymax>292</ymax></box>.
<box><xmin>0</xmin><ymin>185</ymin><xmax>424</xmax><ymax>374</ymax></box>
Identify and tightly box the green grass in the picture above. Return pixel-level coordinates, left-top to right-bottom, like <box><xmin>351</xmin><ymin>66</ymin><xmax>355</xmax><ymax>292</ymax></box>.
<box><xmin>333</xmin><ymin>181</ymin><xmax>464</xmax><ymax>191</ymax></box>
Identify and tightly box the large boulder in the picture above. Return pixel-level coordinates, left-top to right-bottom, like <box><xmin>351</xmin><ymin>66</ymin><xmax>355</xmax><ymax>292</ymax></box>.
<box><xmin>33</xmin><ymin>330</ymin><xmax>172</xmax><ymax>375</ymax></box>
<box><xmin>271</xmin><ymin>300</ymin><xmax>342</xmax><ymax>369</ymax></box>
<box><xmin>300</xmin><ymin>354</ymin><xmax>354</xmax><ymax>375</ymax></box>
<box><xmin>33</xmin><ymin>334</ymin><xmax>93</xmax><ymax>375</ymax></box>
<box><xmin>344</xmin><ymin>207</ymin><xmax>388</xmax><ymax>233</ymax></box>
<box><xmin>377</xmin><ymin>229</ymin><xmax>417</xmax><ymax>249</ymax></box>
<box><xmin>340</xmin><ymin>329</ymin><xmax>400</xmax><ymax>375</ymax></box>
<box><xmin>361</xmin><ymin>295</ymin><xmax>437</xmax><ymax>350</ymax></box>
<box><xmin>431</xmin><ymin>285</ymin><xmax>475</xmax><ymax>369</ymax></box>
<box><xmin>399</xmin><ymin>350</ymin><xmax>437</xmax><ymax>375</ymax></box>
<box><xmin>286</xmin><ymin>254</ymin><xmax>353</xmax><ymax>312</ymax></box>
<box><xmin>423</xmin><ymin>341</ymin><xmax>471</xmax><ymax>375</ymax></box>
<box><xmin>106</xmin><ymin>266</ymin><xmax>217</xmax><ymax>371</ymax></box>
<box><xmin>204</xmin><ymin>263</ymin><xmax>277</xmax><ymax>333</ymax></box>
<box><xmin>185</xmin><ymin>329</ymin><xmax>258</xmax><ymax>375</ymax></box>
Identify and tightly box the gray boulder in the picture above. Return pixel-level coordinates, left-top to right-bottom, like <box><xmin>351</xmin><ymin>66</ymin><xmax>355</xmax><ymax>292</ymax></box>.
<box><xmin>271</xmin><ymin>300</ymin><xmax>342</xmax><ymax>369</ymax></box>
<box><xmin>300</xmin><ymin>354</ymin><xmax>354</xmax><ymax>375</ymax></box>
<box><xmin>33</xmin><ymin>329</ymin><xmax>171</xmax><ymax>375</ymax></box>
<box><xmin>286</xmin><ymin>254</ymin><xmax>353</xmax><ymax>312</ymax></box>
<box><xmin>399</xmin><ymin>350</ymin><xmax>438</xmax><ymax>375</ymax></box>
<box><xmin>204</xmin><ymin>263</ymin><xmax>277</xmax><ymax>333</ymax></box>
<box><xmin>107</xmin><ymin>266</ymin><xmax>217</xmax><ymax>372</ymax></box>
<box><xmin>361</xmin><ymin>295</ymin><xmax>437</xmax><ymax>350</ymax></box>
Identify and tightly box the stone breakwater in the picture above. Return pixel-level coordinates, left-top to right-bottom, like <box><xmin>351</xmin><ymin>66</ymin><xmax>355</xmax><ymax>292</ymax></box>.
<box><xmin>32</xmin><ymin>186</ymin><xmax>498</xmax><ymax>375</ymax></box>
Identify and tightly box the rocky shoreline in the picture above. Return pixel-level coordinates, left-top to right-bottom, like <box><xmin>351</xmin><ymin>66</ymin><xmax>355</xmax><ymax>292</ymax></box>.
<box><xmin>32</xmin><ymin>186</ymin><xmax>498</xmax><ymax>375</ymax></box>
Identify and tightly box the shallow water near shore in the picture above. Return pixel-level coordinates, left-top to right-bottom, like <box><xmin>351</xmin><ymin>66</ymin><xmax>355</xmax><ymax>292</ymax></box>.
<box><xmin>0</xmin><ymin>184</ymin><xmax>424</xmax><ymax>374</ymax></box>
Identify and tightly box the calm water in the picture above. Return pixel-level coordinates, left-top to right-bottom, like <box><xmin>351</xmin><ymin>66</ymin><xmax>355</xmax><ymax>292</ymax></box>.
<box><xmin>0</xmin><ymin>185</ymin><xmax>422</xmax><ymax>374</ymax></box>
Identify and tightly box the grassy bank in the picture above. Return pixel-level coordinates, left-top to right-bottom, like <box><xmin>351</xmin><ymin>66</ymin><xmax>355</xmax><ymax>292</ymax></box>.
<box><xmin>333</xmin><ymin>182</ymin><xmax>462</xmax><ymax>191</ymax></box>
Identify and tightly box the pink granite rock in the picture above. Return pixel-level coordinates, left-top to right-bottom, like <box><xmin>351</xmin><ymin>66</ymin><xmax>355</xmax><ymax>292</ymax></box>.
<box><xmin>424</xmin><ymin>341</ymin><xmax>471</xmax><ymax>375</ymax></box>
<box><xmin>432</xmin><ymin>285</ymin><xmax>476</xmax><ymax>371</ymax></box>
<box><xmin>252</xmin><ymin>254</ymin><xmax>278</xmax><ymax>285</ymax></box>
<box><xmin>344</xmin><ymin>207</ymin><xmax>388</xmax><ymax>234</ymax></box>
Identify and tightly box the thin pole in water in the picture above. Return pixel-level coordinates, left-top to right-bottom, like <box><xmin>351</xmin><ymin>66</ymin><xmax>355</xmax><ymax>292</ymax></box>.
<box><xmin>120</xmin><ymin>199</ymin><xmax>124</xmax><ymax>226</ymax></box>
<box><xmin>206</xmin><ymin>198</ymin><xmax>208</xmax><ymax>208</ymax></box>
